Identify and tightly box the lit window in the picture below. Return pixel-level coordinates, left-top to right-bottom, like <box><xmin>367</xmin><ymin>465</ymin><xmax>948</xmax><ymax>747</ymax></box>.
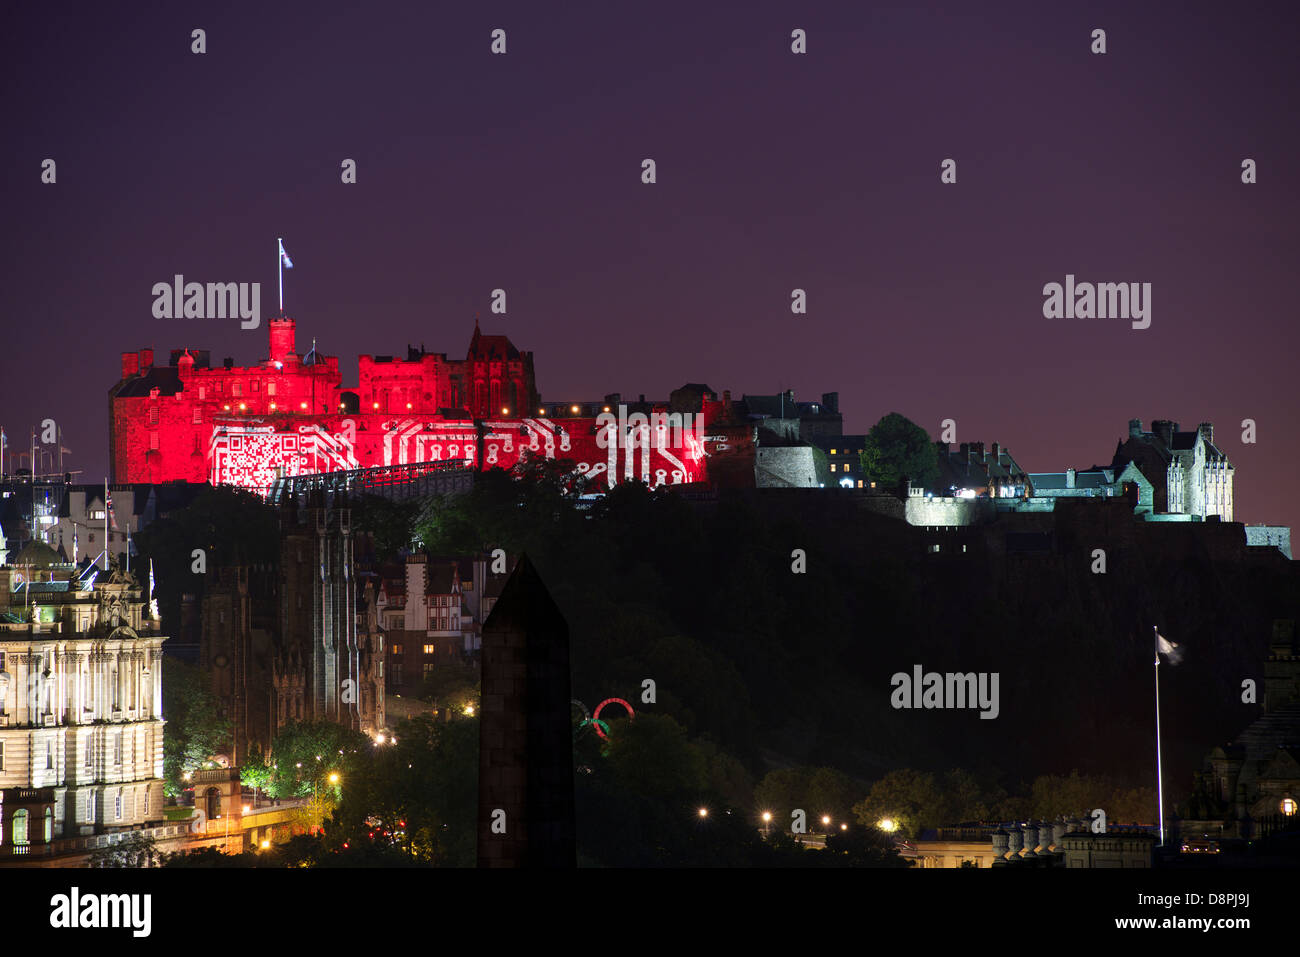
<box><xmin>44</xmin><ymin>808</ymin><xmax>53</xmax><ymax>842</ymax></box>
<box><xmin>12</xmin><ymin>809</ymin><xmax>28</xmax><ymax>846</ymax></box>
<box><xmin>149</xmin><ymin>407</ymin><xmax>160</xmax><ymax>426</ymax></box>
<box><xmin>830</xmin><ymin>449</ymin><xmax>837</xmax><ymax>455</ymax></box>
<box><xmin>91</xmin><ymin>509</ymin><xmax>106</xmax><ymax>520</ymax></box>
<box><xmin>232</xmin><ymin>382</ymin><xmax>242</xmax><ymax>397</ymax></box>
<box><xmin>193</xmin><ymin>407</ymin><xmax>202</xmax><ymax>423</ymax></box>
<box><xmin>1284</xmin><ymin>798</ymin><xmax>1298</xmax><ymax>816</ymax></box>
<box><xmin>267</xmin><ymin>382</ymin><xmax>275</xmax><ymax>396</ymax></box>
<box><xmin>391</xmin><ymin>644</ymin><xmax>403</xmax><ymax>655</ymax></box>
<box><xmin>857</xmin><ymin>480</ymin><xmax>863</xmax><ymax>488</ymax></box>
<box><xmin>198</xmin><ymin>386</ymin><xmax>206</xmax><ymax>400</ymax></box>
<box><xmin>423</xmin><ymin>644</ymin><xmax>436</xmax><ymax>655</ymax></box>
<box><xmin>830</xmin><ymin>464</ymin><xmax>837</xmax><ymax>472</ymax></box>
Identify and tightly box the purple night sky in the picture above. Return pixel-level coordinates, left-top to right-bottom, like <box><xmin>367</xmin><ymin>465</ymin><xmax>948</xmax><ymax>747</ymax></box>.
<box><xmin>3</xmin><ymin>2</ymin><xmax>1298</xmax><ymax>532</ymax></box>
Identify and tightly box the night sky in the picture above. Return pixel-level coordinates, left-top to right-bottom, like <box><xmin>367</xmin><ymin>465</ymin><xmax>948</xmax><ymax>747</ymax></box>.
<box><xmin>4</xmin><ymin>2</ymin><xmax>1298</xmax><ymax>533</ymax></box>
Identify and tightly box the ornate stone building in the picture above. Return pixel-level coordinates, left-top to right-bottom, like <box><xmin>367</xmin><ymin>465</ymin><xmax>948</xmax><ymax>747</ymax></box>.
<box><xmin>1111</xmin><ymin>419</ymin><xmax>1234</xmax><ymax>520</ymax></box>
<box><xmin>0</xmin><ymin>558</ymin><xmax>165</xmax><ymax>860</ymax></box>
<box><xmin>273</xmin><ymin>494</ymin><xmax>383</xmax><ymax>739</ymax></box>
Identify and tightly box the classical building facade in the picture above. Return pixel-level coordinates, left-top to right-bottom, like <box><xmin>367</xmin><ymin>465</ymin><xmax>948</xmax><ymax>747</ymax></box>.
<box><xmin>0</xmin><ymin>560</ymin><xmax>165</xmax><ymax>860</ymax></box>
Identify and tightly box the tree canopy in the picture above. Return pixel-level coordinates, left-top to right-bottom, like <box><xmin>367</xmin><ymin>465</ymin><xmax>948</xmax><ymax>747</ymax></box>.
<box><xmin>859</xmin><ymin>412</ymin><xmax>939</xmax><ymax>491</ymax></box>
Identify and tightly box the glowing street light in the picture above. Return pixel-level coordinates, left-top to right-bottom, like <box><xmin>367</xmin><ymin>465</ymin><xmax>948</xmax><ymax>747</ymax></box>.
<box><xmin>698</xmin><ymin>807</ymin><xmax>709</xmax><ymax>818</ymax></box>
<box><xmin>328</xmin><ymin>773</ymin><xmax>340</xmax><ymax>785</ymax></box>
<box><xmin>821</xmin><ymin>815</ymin><xmax>831</xmax><ymax>828</ymax></box>
<box><xmin>463</xmin><ymin>704</ymin><xmax>475</xmax><ymax>716</ymax></box>
<box><xmin>877</xmin><ymin>818</ymin><xmax>898</xmax><ymax>833</ymax></box>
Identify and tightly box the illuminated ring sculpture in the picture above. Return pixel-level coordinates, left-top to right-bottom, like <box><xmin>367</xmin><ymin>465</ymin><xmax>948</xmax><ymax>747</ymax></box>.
<box><xmin>590</xmin><ymin>698</ymin><xmax>634</xmax><ymax>740</ymax></box>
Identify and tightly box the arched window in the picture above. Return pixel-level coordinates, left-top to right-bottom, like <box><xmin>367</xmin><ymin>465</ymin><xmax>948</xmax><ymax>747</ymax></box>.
<box><xmin>12</xmin><ymin>809</ymin><xmax>28</xmax><ymax>845</ymax></box>
<box><xmin>44</xmin><ymin>807</ymin><xmax>53</xmax><ymax>842</ymax></box>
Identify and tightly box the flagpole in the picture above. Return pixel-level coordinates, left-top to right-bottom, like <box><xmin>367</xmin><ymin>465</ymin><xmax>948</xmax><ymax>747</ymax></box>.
<box><xmin>278</xmin><ymin>237</ymin><xmax>284</xmax><ymax>314</ymax></box>
<box><xmin>103</xmin><ymin>478</ymin><xmax>109</xmax><ymax>570</ymax></box>
<box><xmin>1154</xmin><ymin>626</ymin><xmax>1165</xmax><ymax>847</ymax></box>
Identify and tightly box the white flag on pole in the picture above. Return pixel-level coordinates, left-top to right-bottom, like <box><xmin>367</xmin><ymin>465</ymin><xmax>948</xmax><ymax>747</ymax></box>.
<box><xmin>1155</xmin><ymin>629</ymin><xmax>1182</xmax><ymax>665</ymax></box>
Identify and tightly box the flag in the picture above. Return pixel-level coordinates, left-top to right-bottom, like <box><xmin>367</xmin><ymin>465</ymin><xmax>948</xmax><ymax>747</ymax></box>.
<box><xmin>279</xmin><ymin>239</ymin><xmax>293</xmax><ymax>269</ymax></box>
<box><xmin>105</xmin><ymin>489</ymin><xmax>118</xmax><ymax>529</ymax></box>
<box><xmin>1155</xmin><ymin>629</ymin><xmax>1182</xmax><ymax>665</ymax></box>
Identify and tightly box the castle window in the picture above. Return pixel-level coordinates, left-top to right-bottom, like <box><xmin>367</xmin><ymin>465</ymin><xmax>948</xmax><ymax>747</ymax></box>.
<box><xmin>423</xmin><ymin>662</ymin><xmax>435</xmax><ymax>678</ymax></box>
<box><xmin>252</xmin><ymin>379</ymin><xmax>260</xmax><ymax>392</ymax></box>
<box><xmin>1283</xmin><ymin>798</ymin><xmax>1298</xmax><ymax>816</ymax></box>
<box><xmin>267</xmin><ymin>381</ymin><xmax>276</xmax><ymax>396</ymax></box>
<box><xmin>215</xmin><ymin>381</ymin><xmax>222</xmax><ymax>393</ymax></box>
<box><xmin>0</xmin><ymin>741</ymin><xmax>4</xmax><ymax>770</ymax></box>
<box><xmin>830</xmin><ymin>464</ymin><xmax>837</xmax><ymax>473</ymax></box>
<box><xmin>115</xmin><ymin>791</ymin><xmax>122</xmax><ymax>821</ymax></box>
<box><xmin>85</xmin><ymin>740</ymin><xmax>92</xmax><ymax>767</ymax></box>
<box><xmin>44</xmin><ymin>808</ymin><xmax>52</xmax><ymax>842</ymax></box>
<box><xmin>149</xmin><ymin>407</ymin><xmax>160</xmax><ymax>426</ymax></box>
<box><xmin>193</xmin><ymin>407</ymin><xmax>203</xmax><ymax>423</ymax></box>
<box><xmin>150</xmin><ymin>432</ymin><xmax>159</xmax><ymax>450</ymax></box>
<box><xmin>423</xmin><ymin>644</ymin><xmax>436</xmax><ymax>655</ymax></box>
<box><xmin>114</xmin><ymin>732</ymin><xmax>122</xmax><ymax>764</ymax></box>
<box><xmin>232</xmin><ymin>382</ymin><xmax>242</xmax><ymax>397</ymax></box>
<box><xmin>12</xmin><ymin>810</ymin><xmax>28</xmax><ymax>846</ymax></box>
<box><xmin>391</xmin><ymin>662</ymin><xmax>403</xmax><ymax>685</ymax></box>
<box><xmin>198</xmin><ymin>386</ymin><xmax>206</xmax><ymax>400</ymax></box>
<box><xmin>46</xmin><ymin>740</ymin><xmax>53</xmax><ymax>769</ymax></box>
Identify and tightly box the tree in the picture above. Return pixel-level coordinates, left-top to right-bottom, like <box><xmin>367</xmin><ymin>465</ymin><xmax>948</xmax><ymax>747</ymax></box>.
<box><xmin>87</xmin><ymin>833</ymin><xmax>163</xmax><ymax>868</ymax></box>
<box><xmin>852</xmin><ymin>768</ymin><xmax>945</xmax><ymax>839</ymax></box>
<box><xmin>859</xmin><ymin>412</ymin><xmax>939</xmax><ymax>491</ymax></box>
<box><xmin>161</xmin><ymin>657</ymin><xmax>230</xmax><ymax>796</ymax></box>
<box><xmin>240</xmin><ymin>743</ymin><xmax>274</xmax><ymax>798</ymax></box>
<box><xmin>264</xmin><ymin>721</ymin><xmax>370</xmax><ymax>800</ymax></box>
<box><xmin>416</xmin><ymin>657</ymin><xmax>479</xmax><ymax>715</ymax></box>
<box><xmin>821</xmin><ymin>824</ymin><xmax>910</xmax><ymax>867</ymax></box>
<box><xmin>352</xmin><ymin>495</ymin><xmax>421</xmax><ymax>564</ymax></box>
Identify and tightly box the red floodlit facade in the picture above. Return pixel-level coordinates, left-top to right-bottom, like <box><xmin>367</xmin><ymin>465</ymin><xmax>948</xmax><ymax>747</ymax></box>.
<box><xmin>109</xmin><ymin>318</ymin><xmax>737</xmax><ymax>492</ymax></box>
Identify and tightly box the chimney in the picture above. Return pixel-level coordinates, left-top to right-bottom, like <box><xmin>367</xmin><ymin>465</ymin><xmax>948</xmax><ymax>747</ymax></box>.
<box><xmin>1153</xmin><ymin>420</ymin><xmax>1175</xmax><ymax>447</ymax></box>
<box><xmin>821</xmin><ymin>391</ymin><xmax>839</xmax><ymax>413</ymax></box>
<box><xmin>138</xmin><ymin>348</ymin><xmax>154</xmax><ymax>370</ymax></box>
<box><xmin>1198</xmin><ymin>422</ymin><xmax>1214</xmax><ymax>445</ymax></box>
<box><xmin>1066</xmin><ymin>467</ymin><xmax>1076</xmax><ymax>489</ymax></box>
<box><xmin>121</xmin><ymin>352</ymin><xmax>140</xmax><ymax>379</ymax></box>
<box><xmin>991</xmin><ymin>442</ymin><xmax>1000</xmax><ymax>461</ymax></box>
<box><xmin>1128</xmin><ymin>418</ymin><xmax>1143</xmax><ymax>438</ymax></box>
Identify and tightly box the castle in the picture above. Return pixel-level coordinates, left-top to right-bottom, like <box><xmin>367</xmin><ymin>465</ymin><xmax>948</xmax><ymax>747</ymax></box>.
<box><xmin>109</xmin><ymin>318</ymin><xmax>708</xmax><ymax>492</ymax></box>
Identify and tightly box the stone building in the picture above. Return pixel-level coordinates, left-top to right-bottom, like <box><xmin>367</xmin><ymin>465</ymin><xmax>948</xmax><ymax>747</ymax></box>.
<box><xmin>273</xmin><ymin>494</ymin><xmax>383</xmax><ymax>739</ymax></box>
<box><xmin>1110</xmin><ymin>419</ymin><xmax>1234</xmax><ymax>520</ymax></box>
<box><xmin>1181</xmin><ymin>619</ymin><xmax>1300</xmax><ymax>840</ymax></box>
<box><xmin>0</xmin><ymin>558</ymin><xmax>165</xmax><ymax>860</ymax></box>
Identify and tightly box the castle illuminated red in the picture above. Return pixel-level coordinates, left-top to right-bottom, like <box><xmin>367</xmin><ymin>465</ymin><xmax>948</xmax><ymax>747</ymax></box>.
<box><xmin>109</xmin><ymin>317</ymin><xmax>715</xmax><ymax>491</ymax></box>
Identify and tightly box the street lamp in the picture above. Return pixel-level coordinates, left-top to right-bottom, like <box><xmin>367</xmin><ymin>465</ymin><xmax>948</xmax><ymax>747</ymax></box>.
<box><xmin>698</xmin><ymin>807</ymin><xmax>708</xmax><ymax>819</ymax></box>
<box><xmin>761</xmin><ymin>811</ymin><xmax>772</xmax><ymax>837</ymax></box>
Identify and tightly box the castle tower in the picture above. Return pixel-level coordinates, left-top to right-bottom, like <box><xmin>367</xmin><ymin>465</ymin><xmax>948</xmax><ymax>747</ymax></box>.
<box><xmin>268</xmin><ymin>316</ymin><xmax>296</xmax><ymax>364</ymax></box>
